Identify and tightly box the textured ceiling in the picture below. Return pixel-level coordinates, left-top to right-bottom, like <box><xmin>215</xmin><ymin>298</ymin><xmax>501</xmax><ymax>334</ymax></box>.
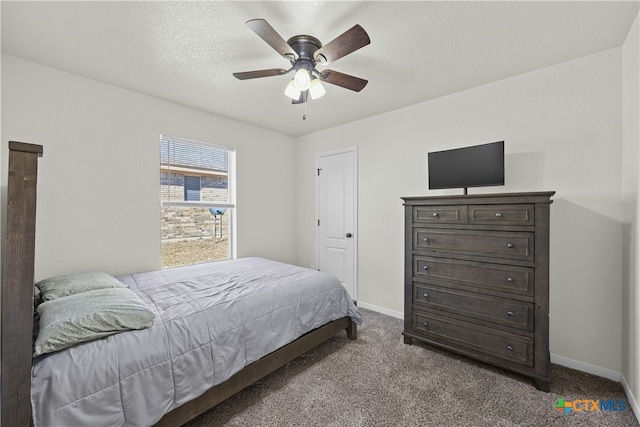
<box><xmin>2</xmin><ymin>1</ymin><xmax>639</xmax><ymax>137</ymax></box>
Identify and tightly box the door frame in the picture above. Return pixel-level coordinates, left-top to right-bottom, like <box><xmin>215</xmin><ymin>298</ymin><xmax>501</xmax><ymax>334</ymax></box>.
<box><xmin>315</xmin><ymin>146</ymin><xmax>358</xmax><ymax>301</ymax></box>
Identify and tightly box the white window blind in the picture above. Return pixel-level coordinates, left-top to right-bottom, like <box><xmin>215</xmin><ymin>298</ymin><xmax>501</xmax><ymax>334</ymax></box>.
<box><xmin>160</xmin><ymin>136</ymin><xmax>235</xmax><ymax>208</ymax></box>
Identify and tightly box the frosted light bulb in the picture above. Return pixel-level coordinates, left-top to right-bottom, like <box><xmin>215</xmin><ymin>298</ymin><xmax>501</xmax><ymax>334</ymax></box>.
<box><xmin>284</xmin><ymin>80</ymin><xmax>301</xmax><ymax>100</ymax></box>
<box><xmin>293</xmin><ymin>68</ymin><xmax>311</xmax><ymax>91</ymax></box>
<box><xmin>309</xmin><ymin>79</ymin><xmax>326</xmax><ymax>100</ymax></box>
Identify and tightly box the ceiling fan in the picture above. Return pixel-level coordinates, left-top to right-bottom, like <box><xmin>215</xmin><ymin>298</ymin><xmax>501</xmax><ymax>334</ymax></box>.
<box><xmin>233</xmin><ymin>19</ymin><xmax>370</xmax><ymax>106</ymax></box>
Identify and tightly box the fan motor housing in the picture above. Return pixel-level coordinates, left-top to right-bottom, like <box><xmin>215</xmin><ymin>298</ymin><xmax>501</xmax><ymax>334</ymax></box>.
<box><xmin>287</xmin><ymin>35</ymin><xmax>322</xmax><ymax>61</ymax></box>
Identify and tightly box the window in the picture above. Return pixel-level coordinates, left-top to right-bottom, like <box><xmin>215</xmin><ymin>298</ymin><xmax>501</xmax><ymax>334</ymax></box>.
<box><xmin>160</xmin><ymin>135</ymin><xmax>235</xmax><ymax>268</ymax></box>
<box><xmin>183</xmin><ymin>176</ymin><xmax>201</xmax><ymax>201</ymax></box>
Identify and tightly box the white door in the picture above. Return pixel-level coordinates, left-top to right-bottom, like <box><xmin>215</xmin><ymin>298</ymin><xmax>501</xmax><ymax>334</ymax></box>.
<box><xmin>317</xmin><ymin>147</ymin><xmax>357</xmax><ymax>300</ymax></box>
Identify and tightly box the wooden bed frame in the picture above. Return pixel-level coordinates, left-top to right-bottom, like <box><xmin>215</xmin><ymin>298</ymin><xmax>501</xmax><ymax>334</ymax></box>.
<box><xmin>1</xmin><ymin>141</ymin><xmax>357</xmax><ymax>427</ymax></box>
<box><xmin>155</xmin><ymin>316</ymin><xmax>355</xmax><ymax>426</ymax></box>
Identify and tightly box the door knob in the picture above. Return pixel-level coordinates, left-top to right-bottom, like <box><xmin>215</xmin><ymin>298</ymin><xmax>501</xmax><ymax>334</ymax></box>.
<box><xmin>345</xmin><ymin>233</ymin><xmax>352</xmax><ymax>238</ymax></box>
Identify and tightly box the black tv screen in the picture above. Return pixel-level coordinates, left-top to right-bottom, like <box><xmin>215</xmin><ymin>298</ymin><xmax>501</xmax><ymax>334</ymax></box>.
<box><xmin>428</xmin><ymin>141</ymin><xmax>504</xmax><ymax>194</ymax></box>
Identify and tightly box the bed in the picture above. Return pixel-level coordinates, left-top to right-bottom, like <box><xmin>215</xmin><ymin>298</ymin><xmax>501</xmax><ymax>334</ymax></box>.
<box><xmin>1</xmin><ymin>141</ymin><xmax>361</xmax><ymax>427</ymax></box>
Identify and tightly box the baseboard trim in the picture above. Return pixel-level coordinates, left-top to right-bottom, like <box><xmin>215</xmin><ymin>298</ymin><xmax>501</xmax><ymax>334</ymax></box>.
<box><xmin>360</xmin><ymin>304</ymin><xmax>633</xmax><ymax>406</ymax></box>
<box><xmin>621</xmin><ymin>374</ymin><xmax>640</xmax><ymax>423</ymax></box>
<box><xmin>550</xmin><ymin>353</ymin><xmax>620</xmax><ymax>381</ymax></box>
<box><xmin>357</xmin><ymin>301</ymin><xmax>403</xmax><ymax>319</ymax></box>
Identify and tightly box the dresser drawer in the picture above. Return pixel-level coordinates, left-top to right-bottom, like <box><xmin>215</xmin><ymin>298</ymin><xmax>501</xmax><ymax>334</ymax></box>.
<box><xmin>413</xmin><ymin>284</ymin><xmax>534</xmax><ymax>330</ymax></box>
<box><xmin>414</xmin><ymin>228</ymin><xmax>534</xmax><ymax>261</ymax></box>
<box><xmin>468</xmin><ymin>204</ymin><xmax>534</xmax><ymax>226</ymax></box>
<box><xmin>413</xmin><ymin>205</ymin><xmax>467</xmax><ymax>224</ymax></box>
<box><xmin>414</xmin><ymin>255</ymin><xmax>533</xmax><ymax>296</ymax></box>
<box><xmin>413</xmin><ymin>311</ymin><xmax>533</xmax><ymax>367</ymax></box>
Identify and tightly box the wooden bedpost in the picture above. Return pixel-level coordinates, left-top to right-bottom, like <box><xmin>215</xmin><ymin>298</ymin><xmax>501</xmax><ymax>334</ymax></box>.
<box><xmin>2</xmin><ymin>141</ymin><xmax>43</xmax><ymax>427</ymax></box>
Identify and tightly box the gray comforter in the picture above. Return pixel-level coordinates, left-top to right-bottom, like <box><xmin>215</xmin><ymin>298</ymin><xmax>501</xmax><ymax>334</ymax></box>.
<box><xmin>31</xmin><ymin>257</ymin><xmax>361</xmax><ymax>426</ymax></box>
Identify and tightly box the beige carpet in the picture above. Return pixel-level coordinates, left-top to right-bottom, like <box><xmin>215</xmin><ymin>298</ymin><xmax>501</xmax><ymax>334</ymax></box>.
<box><xmin>183</xmin><ymin>308</ymin><xmax>638</xmax><ymax>426</ymax></box>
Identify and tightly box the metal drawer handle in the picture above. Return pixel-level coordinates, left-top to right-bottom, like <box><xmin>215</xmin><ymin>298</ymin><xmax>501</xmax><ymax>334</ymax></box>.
<box><xmin>423</xmin><ymin>321</ymin><xmax>428</xmax><ymax>328</ymax></box>
<box><xmin>507</xmin><ymin>242</ymin><xmax>515</xmax><ymax>248</ymax></box>
<box><xmin>432</xmin><ymin>212</ymin><xmax>439</xmax><ymax>217</ymax></box>
<box><xmin>423</xmin><ymin>293</ymin><xmax>429</xmax><ymax>299</ymax></box>
<box><xmin>507</xmin><ymin>311</ymin><xmax>514</xmax><ymax>317</ymax></box>
<box><xmin>507</xmin><ymin>277</ymin><xmax>515</xmax><ymax>283</ymax></box>
<box><xmin>423</xmin><ymin>265</ymin><xmax>429</xmax><ymax>271</ymax></box>
<box><xmin>507</xmin><ymin>345</ymin><xmax>514</xmax><ymax>352</ymax></box>
<box><xmin>495</xmin><ymin>212</ymin><xmax>503</xmax><ymax>217</ymax></box>
<box><xmin>423</xmin><ymin>237</ymin><xmax>429</xmax><ymax>243</ymax></box>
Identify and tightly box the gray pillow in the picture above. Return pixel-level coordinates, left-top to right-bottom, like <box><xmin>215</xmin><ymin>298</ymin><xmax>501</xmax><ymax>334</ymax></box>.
<box><xmin>36</xmin><ymin>271</ymin><xmax>127</xmax><ymax>301</ymax></box>
<box><xmin>34</xmin><ymin>287</ymin><xmax>155</xmax><ymax>357</ymax></box>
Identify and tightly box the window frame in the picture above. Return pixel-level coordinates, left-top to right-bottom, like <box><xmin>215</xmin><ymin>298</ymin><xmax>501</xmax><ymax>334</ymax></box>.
<box><xmin>160</xmin><ymin>134</ymin><xmax>236</xmax><ymax>260</ymax></box>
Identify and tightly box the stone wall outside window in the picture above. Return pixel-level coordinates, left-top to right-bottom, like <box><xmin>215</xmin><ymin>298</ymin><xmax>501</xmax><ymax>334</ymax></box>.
<box><xmin>160</xmin><ymin>171</ymin><xmax>229</xmax><ymax>240</ymax></box>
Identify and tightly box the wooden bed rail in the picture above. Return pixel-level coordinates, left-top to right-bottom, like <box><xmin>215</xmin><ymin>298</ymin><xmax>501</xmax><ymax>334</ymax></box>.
<box><xmin>154</xmin><ymin>317</ymin><xmax>355</xmax><ymax>426</ymax></box>
<box><xmin>2</xmin><ymin>141</ymin><xmax>43</xmax><ymax>427</ymax></box>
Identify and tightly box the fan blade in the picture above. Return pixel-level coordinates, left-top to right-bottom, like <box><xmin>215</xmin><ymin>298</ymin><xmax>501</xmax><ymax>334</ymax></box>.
<box><xmin>319</xmin><ymin>70</ymin><xmax>368</xmax><ymax>92</ymax></box>
<box><xmin>292</xmin><ymin>90</ymin><xmax>309</xmax><ymax>104</ymax></box>
<box><xmin>233</xmin><ymin>68</ymin><xmax>290</xmax><ymax>80</ymax></box>
<box><xmin>314</xmin><ymin>25</ymin><xmax>370</xmax><ymax>64</ymax></box>
<box><xmin>246</xmin><ymin>19</ymin><xmax>298</xmax><ymax>60</ymax></box>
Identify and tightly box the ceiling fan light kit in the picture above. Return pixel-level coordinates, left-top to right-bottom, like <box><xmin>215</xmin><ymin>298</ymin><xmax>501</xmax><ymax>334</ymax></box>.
<box><xmin>234</xmin><ymin>19</ymin><xmax>370</xmax><ymax>117</ymax></box>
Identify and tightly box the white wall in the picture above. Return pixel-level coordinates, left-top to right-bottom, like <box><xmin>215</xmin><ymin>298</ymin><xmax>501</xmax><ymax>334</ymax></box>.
<box><xmin>0</xmin><ymin>19</ymin><xmax>635</xmax><ymax>388</ymax></box>
<box><xmin>295</xmin><ymin>48</ymin><xmax>624</xmax><ymax>374</ymax></box>
<box><xmin>622</xmin><ymin>12</ymin><xmax>640</xmax><ymax>416</ymax></box>
<box><xmin>0</xmin><ymin>55</ymin><xmax>297</xmax><ymax>280</ymax></box>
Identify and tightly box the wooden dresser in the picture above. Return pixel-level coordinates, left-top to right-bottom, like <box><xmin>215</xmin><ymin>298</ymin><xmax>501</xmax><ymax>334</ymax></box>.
<box><xmin>402</xmin><ymin>192</ymin><xmax>554</xmax><ymax>391</ymax></box>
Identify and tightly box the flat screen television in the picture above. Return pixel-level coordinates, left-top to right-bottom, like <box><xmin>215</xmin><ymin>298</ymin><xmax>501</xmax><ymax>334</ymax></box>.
<box><xmin>428</xmin><ymin>141</ymin><xmax>504</xmax><ymax>194</ymax></box>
